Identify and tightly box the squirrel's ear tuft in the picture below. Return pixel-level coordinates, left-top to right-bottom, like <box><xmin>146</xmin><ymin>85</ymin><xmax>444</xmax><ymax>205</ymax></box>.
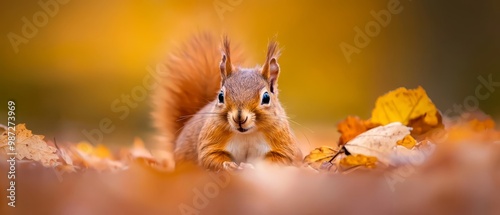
<box><xmin>220</xmin><ymin>35</ymin><xmax>233</xmax><ymax>85</ymax></box>
<box><xmin>262</xmin><ymin>40</ymin><xmax>281</xmax><ymax>93</ymax></box>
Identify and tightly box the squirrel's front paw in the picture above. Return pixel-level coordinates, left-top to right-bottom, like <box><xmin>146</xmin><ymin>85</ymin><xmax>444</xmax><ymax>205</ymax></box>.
<box><xmin>222</xmin><ymin>161</ymin><xmax>240</xmax><ymax>171</ymax></box>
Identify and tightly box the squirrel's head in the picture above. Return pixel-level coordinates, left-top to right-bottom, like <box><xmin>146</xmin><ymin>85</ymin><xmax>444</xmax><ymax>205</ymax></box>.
<box><xmin>215</xmin><ymin>36</ymin><xmax>282</xmax><ymax>134</ymax></box>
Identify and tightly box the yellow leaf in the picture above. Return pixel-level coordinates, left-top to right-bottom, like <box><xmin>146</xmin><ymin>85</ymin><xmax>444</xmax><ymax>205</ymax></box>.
<box><xmin>371</xmin><ymin>86</ymin><xmax>441</xmax><ymax>135</ymax></box>
<box><xmin>303</xmin><ymin>146</ymin><xmax>338</xmax><ymax>169</ymax></box>
<box><xmin>397</xmin><ymin>135</ymin><xmax>417</xmax><ymax>149</ymax></box>
<box><xmin>76</xmin><ymin>141</ymin><xmax>94</xmax><ymax>154</ymax></box>
<box><xmin>340</xmin><ymin>154</ymin><xmax>377</xmax><ymax>168</ymax></box>
<box><xmin>76</xmin><ymin>141</ymin><xmax>112</xmax><ymax>159</ymax></box>
<box><xmin>94</xmin><ymin>144</ymin><xmax>112</xmax><ymax>159</ymax></box>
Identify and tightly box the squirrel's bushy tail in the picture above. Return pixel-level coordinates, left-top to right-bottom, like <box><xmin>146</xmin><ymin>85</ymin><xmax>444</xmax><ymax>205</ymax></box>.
<box><xmin>152</xmin><ymin>33</ymin><xmax>242</xmax><ymax>150</ymax></box>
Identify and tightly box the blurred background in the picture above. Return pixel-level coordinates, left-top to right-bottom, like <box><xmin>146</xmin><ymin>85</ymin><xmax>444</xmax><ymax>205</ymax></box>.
<box><xmin>0</xmin><ymin>0</ymin><xmax>499</xmax><ymax>146</ymax></box>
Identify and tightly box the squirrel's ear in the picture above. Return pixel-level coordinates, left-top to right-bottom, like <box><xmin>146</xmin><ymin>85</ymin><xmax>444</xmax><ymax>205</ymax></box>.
<box><xmin>220</xmin><ymin>36</ymin><xmax>233</xmax><ymax>84</ymax></box>
<box><xmin>262</xmin><ymin>40</ymin><xmax>281</xmax><ymax>93</ymax></box>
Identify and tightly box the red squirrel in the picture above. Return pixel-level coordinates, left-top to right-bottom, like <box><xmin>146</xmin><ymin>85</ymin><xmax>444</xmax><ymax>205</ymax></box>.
<box><xmin>153</xmin><ymin>33</ymin><xmax>302</xmax><ymax>170</ymax></box>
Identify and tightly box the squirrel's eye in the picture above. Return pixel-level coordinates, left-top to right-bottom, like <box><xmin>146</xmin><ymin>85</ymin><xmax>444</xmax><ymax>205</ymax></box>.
<box><xmin>261</xmin><ymin>92</ymin><xmax>270</xmax><ymax>105</ymax></box>
<box><xmin>218</xmin><ymin>91</ymin><xmax>224</xmax><ymax>104</ymax></box>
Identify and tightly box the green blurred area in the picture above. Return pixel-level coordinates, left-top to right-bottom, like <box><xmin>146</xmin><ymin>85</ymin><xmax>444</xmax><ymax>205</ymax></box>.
<box><xmin>0</xmin><ymin>0</ymin><xmax>499</xmax><ymax>144</ymax></box>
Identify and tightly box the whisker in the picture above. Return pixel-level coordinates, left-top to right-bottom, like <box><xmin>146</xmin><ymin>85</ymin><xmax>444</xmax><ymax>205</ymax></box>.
<box><xmin>177</xmin><ymin>112</ymin><xmax>222</xmax><ymax>121</ymax></box>
<box><xmin>256</xmin><ymin>114</ymin><xmax>314</xmax><ymax>148</ymax></box>
<box><xmin>288</xmin><ymin>119</ymin><xmax>314</xmax><ymax>134</ymax></box>
<box><xmin>297</xmin><ymin>129</ymin><xmax>312</xmax><ymax>148</ymax></box>
<box><xmin>174</xmin><ymin>117</ymin><xmax>213</xmax><ymax>135</ymax></box>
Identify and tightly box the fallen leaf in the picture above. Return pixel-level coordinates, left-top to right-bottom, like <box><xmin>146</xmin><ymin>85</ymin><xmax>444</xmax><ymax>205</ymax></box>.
<box><xmin>94</xmin><ymin>144</ymin><xmax>113</xmax><ymax>158</ymax></box>
<box><xmin>392</xmin><ymin>142</ymin><xmax>436</xmax><ymax>166</ymax></box>
<box><xmin>371</xmin><ymin>86</ymin><xmax>442</xmax><ymax>135</ymax></box>
<box><xmin>122</xmin><ymin>137</ymin><xmax>174</xmax><ymax>172</ymax></box>
<box><xmin>76</xmin><ymin>141</ymin><xmax>93</xmax><ymax>154</ymax></box>
<box><xmin>76</xmin><ymin>141</ymin><xmax>113</xmax><ymax>159</ymax></box>
<box><xmin>337</xmin><ymin>116</ymin><xmax>379</xmax><ymax>145</ymax></box>
<box><xmin>468</xmin><ymin>118</ymin><xmax>495</xmax><ymax>131</ymax></box>
<box><xmin>447</xmin><ymin>118</ymin><xmax>500</xmax><ymax>144</ymax></box>
<box><xmin>344</xmin><ymin>122</ymin><xmax>411</xmax><ymax>166</ymax></box>
<box><xmin>73</xmin><ymin>141</ymin><xmax>125</xmax><ymax>172</ymax></box>
<box><xmin>54</xmin><ymin>147</ymin><xmax>79</xmax><ymax>175</ymax></box>
<box><xmin>397</xmin><ymin>135</ymin><xmax>417</xmax><ymax>149</ymax></box>
<box><xmin>407</xmin><ymin>112</ymin><xmax>444</xmax><ymax>137</ymax></box>
<box><xmin>127</xmin><ymin>137</ymin><xmax>154</xmax><ymax>158</ymax></box>
<box><xmin>303</xmin><ymin>146</ymin><xmax>339</xmax><ymax>170</ymax></box>
<box><xmin>339</xmin><ymin>154</ymin><xmax>377</xmax><ymax>168</ymax></box>
<box><xmin>0</xmin><ymin>124</ymin><xmax>59</xmax><ymax>167</ymax></box>
<box><xmin>58</xmin><ymin>147</ymin><xmax>74</xmax><ymax>166</ymax></box>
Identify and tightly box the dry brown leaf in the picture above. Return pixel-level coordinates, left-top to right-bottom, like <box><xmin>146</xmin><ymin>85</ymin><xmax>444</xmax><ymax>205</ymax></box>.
<box><xmin>58</xmin><ymin>147</ymin><xmax>73</xmax><ymax>165</ymax></box>
<box><xmin>127</xmin><ymin>137</ymin><xmax>154</xmax><ymax>158</ymax></box>
<box><xmin>122</xmin><ymin>137</ymin><xmax>174</xmax><ymax>172</ymax></box>
<box><xmin>54</xmin><ymin>147</ymin><xmax>78</xmax><ymax>174</ymax></box>
<box><xmin>407</xmin><ymin>112</ymin><xmax>444</xmax><ymax>137</ymax></box>
<box><xmin>73</xmin><ymin>141</ymin><xmax>125</xmax><ymax>172</ymax></box>
<box><xmin>0</xmin><ymin>124</ymin><xmax>59</xmax><ymax>167</ymax></box>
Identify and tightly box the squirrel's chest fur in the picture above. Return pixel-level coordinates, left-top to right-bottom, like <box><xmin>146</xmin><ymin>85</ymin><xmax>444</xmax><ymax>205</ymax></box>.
<box><xmin>225</xmin><ymin>132</ymin><xmax>271</xmax><ymax>163</ymax></box>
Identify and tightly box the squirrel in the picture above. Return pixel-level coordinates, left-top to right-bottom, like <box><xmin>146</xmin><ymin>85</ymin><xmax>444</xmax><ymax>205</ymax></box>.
<box><xmin>152</xmin><ymin>33</ymin><xmax>303</xmax><ymax>170</ymax></box>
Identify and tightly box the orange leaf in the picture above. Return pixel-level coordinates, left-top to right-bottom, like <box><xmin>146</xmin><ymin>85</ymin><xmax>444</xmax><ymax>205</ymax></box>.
<box><xmin>468</xmin><ymin>118</ymin><xmax>495</xmax><ymax>131</ymax></box>
<box><xmin>337</xmin><ymin>116</ymin><xmax>379</xmax><ymax>145</ymax></box>
<box><xmin>397</xmin><ymin>135</ymin><xmax>417</xmax><ymax>149</ymax></box>
<box><xmin>94</xmin><ymin>144</ymin><xmax>113</xmax><ymax>159</ymax></box>
<box><xmin>447</xmin><ymin>118</ymin><xmax>500</xmax><ymax>143</ymax></box>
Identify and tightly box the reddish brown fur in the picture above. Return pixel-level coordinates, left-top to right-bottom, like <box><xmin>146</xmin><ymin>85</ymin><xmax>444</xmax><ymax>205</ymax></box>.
<box><xmin>153</xmin><ymin>33</ymin><xmax>302</xmax><ymax>170</ymax></box>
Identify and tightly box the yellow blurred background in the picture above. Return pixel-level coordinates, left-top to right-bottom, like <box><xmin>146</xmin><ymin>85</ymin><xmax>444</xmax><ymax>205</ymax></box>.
<box><xmin>0</xmin><ymin>0</ymin><xmax>499</xmax><ymax>145</ymax></box>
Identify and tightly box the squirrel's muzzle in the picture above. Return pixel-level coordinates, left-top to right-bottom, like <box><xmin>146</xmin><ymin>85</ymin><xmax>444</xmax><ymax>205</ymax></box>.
<box><xmin>228</xmin><ymin>109</ymin><xmax>254</xmax><ymax>133</ymax></box>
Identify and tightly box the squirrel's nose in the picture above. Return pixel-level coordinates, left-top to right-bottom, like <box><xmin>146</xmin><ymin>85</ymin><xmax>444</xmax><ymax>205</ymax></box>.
<box><xmin>232</xmin><ymin>116</ymin><xmax>248</xmax><ymax>125</ymax></box>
